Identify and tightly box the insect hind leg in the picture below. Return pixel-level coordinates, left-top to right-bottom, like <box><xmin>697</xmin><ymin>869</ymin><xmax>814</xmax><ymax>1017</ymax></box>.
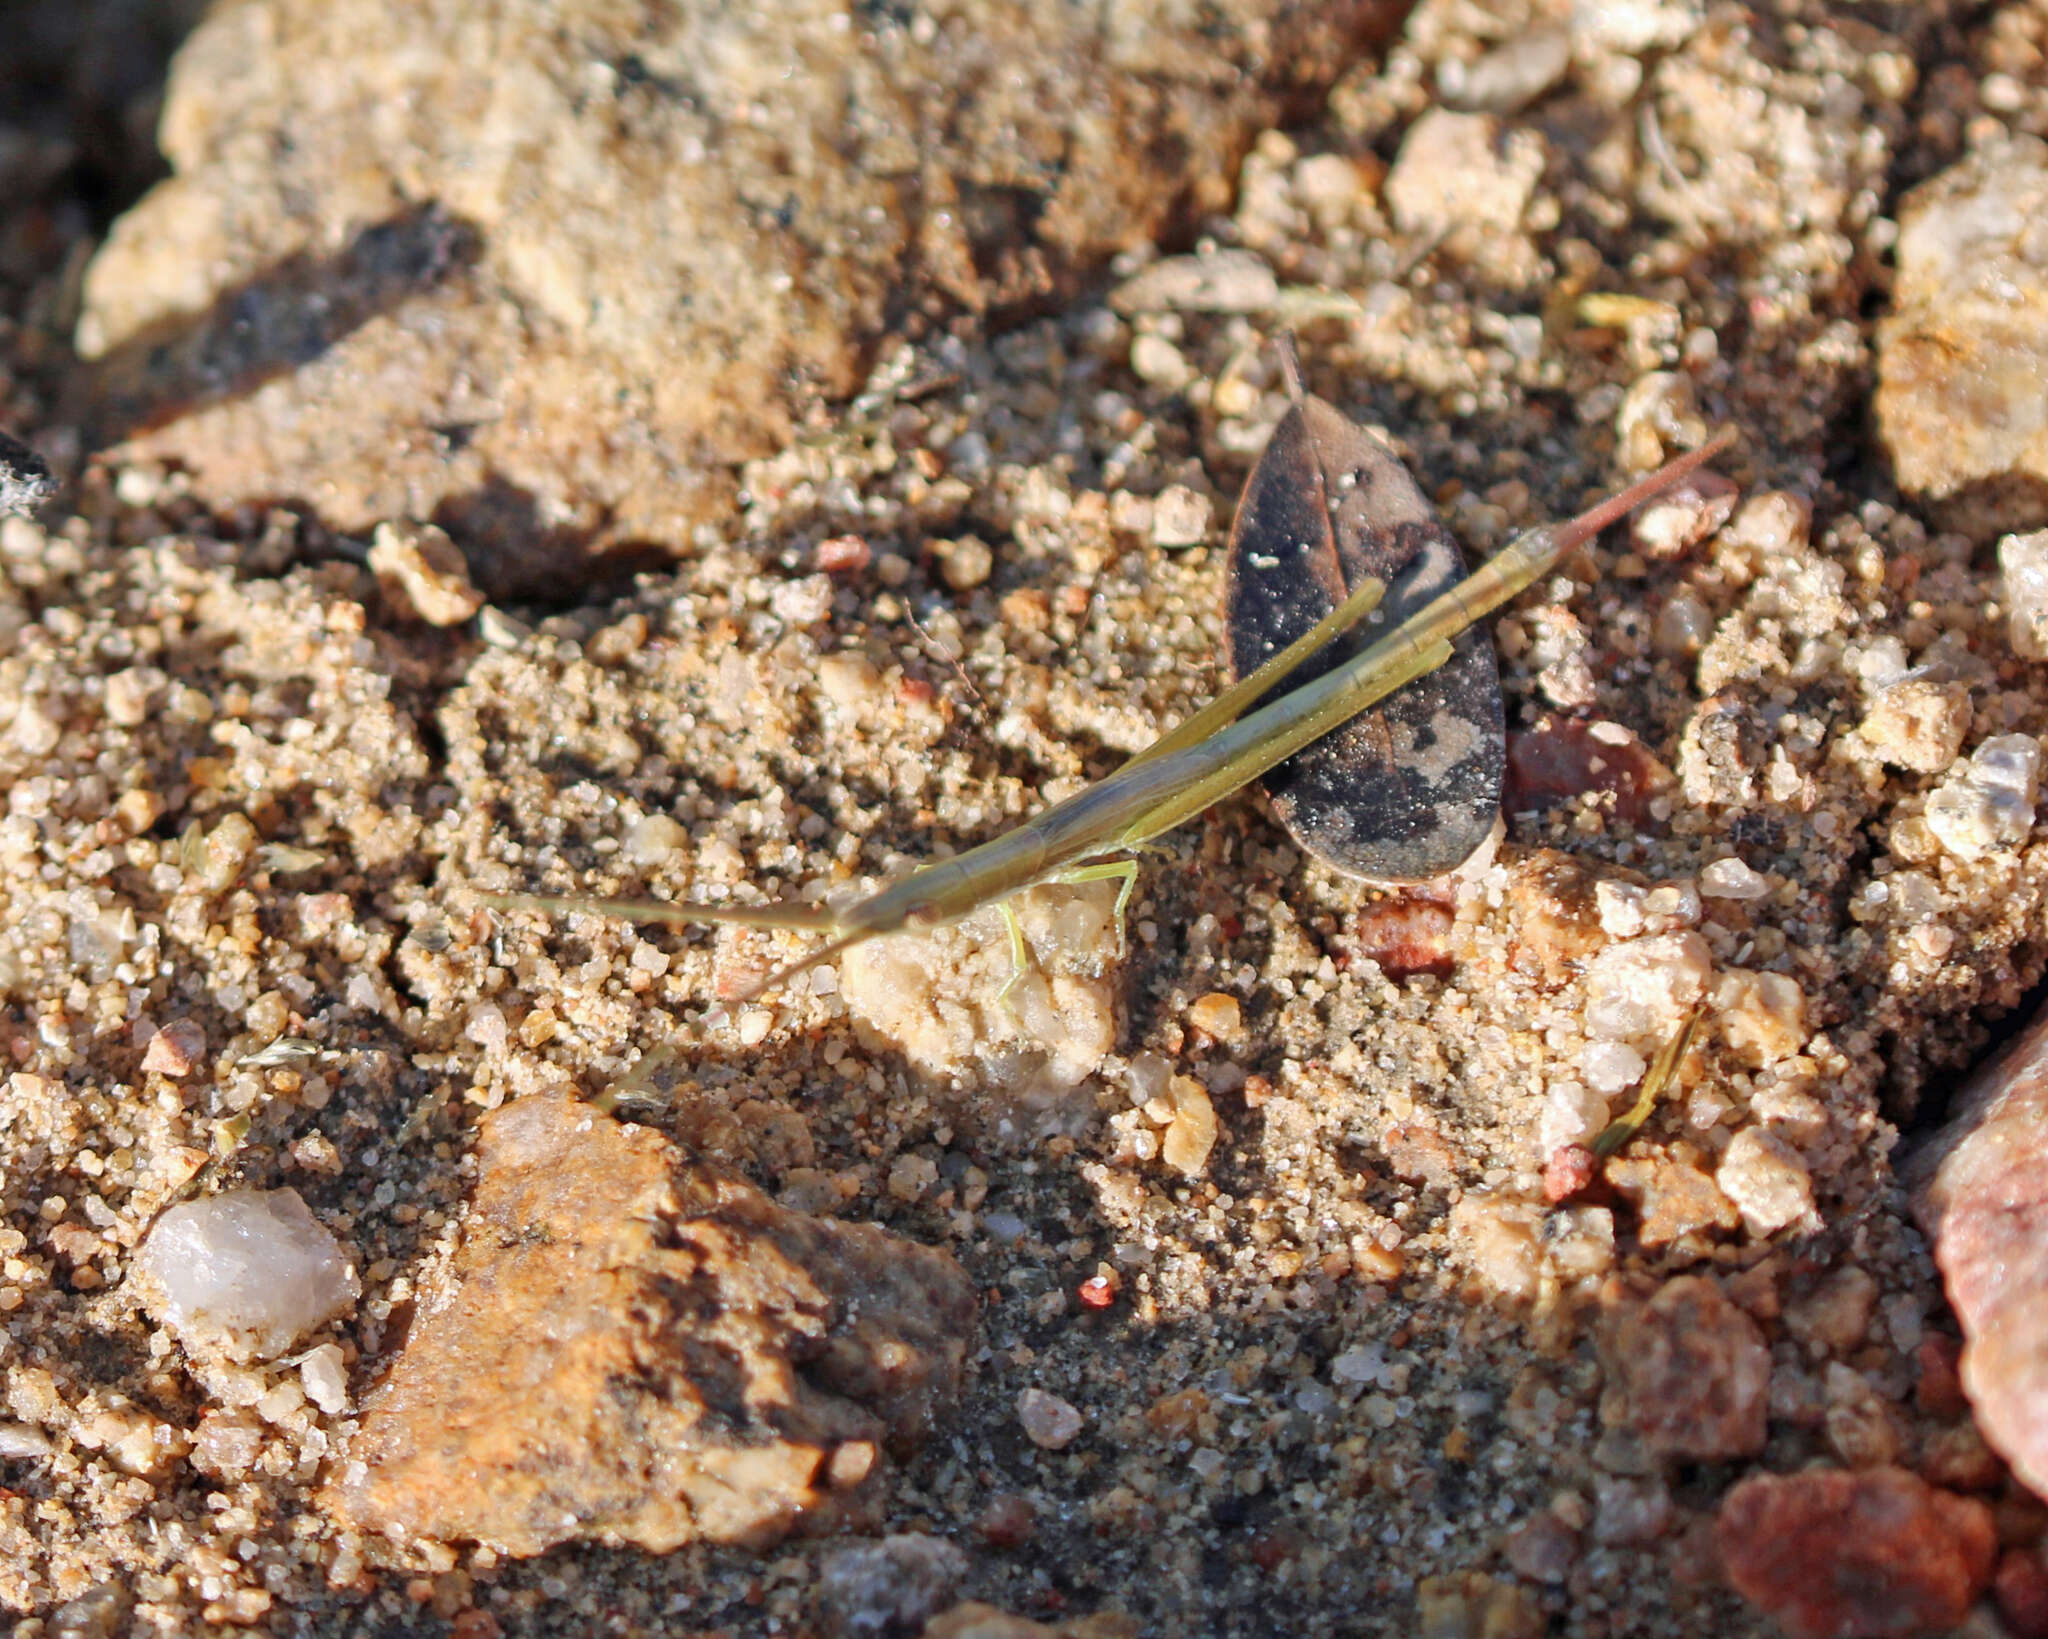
<box><xmin>1052</xmin><ymin>857</ymin><xmax>1142</xmax><ymax>960</ymax></box>
<box><xmin>992</xmin><ymin>858</ymin><xmax>1142</xmax><ymax>1013</ymax></box>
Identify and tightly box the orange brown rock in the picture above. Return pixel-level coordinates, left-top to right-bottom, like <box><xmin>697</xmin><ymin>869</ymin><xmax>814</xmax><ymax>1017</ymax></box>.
<box><xmin>1717</xmin><ymin>1466</ymin><xmax>1995</xmax><ymax>1639</ymax></box>
<box><xmin>1597</xmin><ymin>1275</ymin><xmax>1767</xmax><ymax>1459</ymax></box>
<box><xmin>325</xmin><ymin>1097</ymin><xmax>976</xmax><ymax>1556</ymax></box>
<box><xmin>1507</xmin><ymin>716</ymin><xmax>1676</xmax><ymax>828</ymax></box>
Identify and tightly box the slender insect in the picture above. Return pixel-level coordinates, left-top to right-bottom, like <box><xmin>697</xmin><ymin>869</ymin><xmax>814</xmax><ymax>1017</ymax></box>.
<box><xmin>483</xmin><ymin>361</ymin><xmax>1735</xmax><ymax>999</ymax></box>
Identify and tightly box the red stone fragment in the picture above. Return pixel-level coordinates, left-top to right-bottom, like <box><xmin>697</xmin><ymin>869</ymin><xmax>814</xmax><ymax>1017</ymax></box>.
<box><xmin>1543</xmin><ymin>1144</ymin><xmax>1599</xmax><ymax>1204</ymax></box>
<box><xmin>1506</xmin><ymin>715</ymin><xmax>1675</xmax><ymax>827</ymax></box>
<box><xmin>1344</xmin><ymin>892</ymin><xmax>1455</xmax><ymax>980</ymax></box>
<box><xmin>1077</xmin><ymin>1273</ymin><xmax>1118</xmax><ymax>1310</ymax></box>
<box><xmin>1249</xmin><ymin>1527</ymin><xmax>1304</xmax><ymax>1571</ymax></box>
<box><xmin>1717</xmin><ymin>1466</ymin><xmax>1996</xmax><ymax>1639</ymax></box>
<box><xmin>816</xmin><ymin>534</ymin><xmax>871</xmax><ymax>573</ymax></box>
<box><xmin>1996</xmin><ymin>1547</ymin><xmax>2048</xmax><ymax>1639</ymax></box>
<box><xmin>1915</xmin><ymin>1335</ymin><xmax>1968</xmax><ymax>1420</ymax></box>
<box><xmin>1598</xmin><ymin>1276</ymin><xmax>1768</xmax><ymax>1460</ymax></box>
<box><xmin>975</xmin><ymin>1492</ymin><xmax>1036</xmax><ymax>1550</ymax></box>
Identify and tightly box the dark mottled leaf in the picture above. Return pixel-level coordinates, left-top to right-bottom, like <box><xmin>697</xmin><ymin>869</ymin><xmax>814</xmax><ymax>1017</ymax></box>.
<box><xmin>1225</xmin><ymin>388</ymin><xmax>1504</xmax><ymax>879</ymax></box>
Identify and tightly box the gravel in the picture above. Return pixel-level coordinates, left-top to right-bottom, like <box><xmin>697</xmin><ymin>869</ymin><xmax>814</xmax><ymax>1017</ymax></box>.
<box><xmin>3</xmin><ymin>1</ymin><xmax>2045</xmax><ymax>1635</ymax></box>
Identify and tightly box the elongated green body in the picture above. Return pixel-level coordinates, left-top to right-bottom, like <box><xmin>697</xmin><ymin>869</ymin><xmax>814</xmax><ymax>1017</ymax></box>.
<box><xmin>485</xmin><ymin>428</ymin><xmax>1736</xmax><ymax>995</ymax></box>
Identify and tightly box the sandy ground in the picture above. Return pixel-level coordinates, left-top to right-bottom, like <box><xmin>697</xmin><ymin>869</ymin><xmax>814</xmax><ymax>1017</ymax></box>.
<box><xmin>4</xmin><ymin>2</ymin><xmax>2048</xmax><ymax>1636</ymax></box>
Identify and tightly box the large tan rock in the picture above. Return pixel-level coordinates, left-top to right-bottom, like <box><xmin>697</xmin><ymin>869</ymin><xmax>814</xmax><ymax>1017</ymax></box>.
<box><xmin>1876</xmin><ymin>137</ymin><xmax>2048</xmax><ymax>538</ymax></box>
<box><xmin>324</xmin><ymin>1097</ymin><xmax>976</xmax><ymax>1555</ymax></box>
<box><xmin>77</xmin><ymin>0</ymin><xmax>1412</xmax><ymax>594</ymax></box>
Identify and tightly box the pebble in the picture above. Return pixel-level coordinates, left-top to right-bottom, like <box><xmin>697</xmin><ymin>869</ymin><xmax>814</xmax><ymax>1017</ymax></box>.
<box><xmin>1157</xmin><ymin>1075</ymin><xmax>1218</xmax><ymax>1179</ymax></box>
<box><xmin>815</xmin><ymin>1533</ymin><xmax>969</xmax><ymax>1639</ymax></box>
<box><xmin>1017</xmin><ymin>1387</ymin><xmax>1084</xmax><ymax>1451</ymax></box>
<box><xmin>1910</xmin><ymin>1002</ymin><xmax>2048</xmax><ymax>1495</ymax></box>
<box><xmin>816</xmin><ymin>534</ymin><xmax>872</xmax><ymax>574</ymax></box>
<box><xmin>1129</xmin><ymin>334</ymin><xmax>1192</xmax><ymax>389</ymax></box>
<box><xmin>298</xmin><ymin>1342</ymin><xmax>350</xmax><ymax>1415</ymax></box>
<box><xmin>1149</xmin><ymin>484</ymin><xmax>1212</xmax><ymax>548</ymax></box>
<box><xmin>1698</xmin><ymin>857</ymin><xmax>1769</xmax><ymax>900</ymax></box>
<box><xmin>1717</xmin><ymin>1125</ymin><xmax>1816</xmax><ymax>1236</ymax></box>
<box><xmin>367</xmin><ymin>521</ymin><xmax>484</xmax><ymax>627</ymax></box>
<box><xmin>1924</xmin><ymin>734</ymin><xmax>2041</xmax><ymax>861</ymax></box>
<box><xmin>1713</xmin><ymin>969</ymin><xmax>1808</xmax><ymax>1065</ymax></box>
<box><xmin>1439</xmin><ymin>26</ymin><xmax>1572</xmax><ymax>115</ymax></box>
<box><xmin>1579</xmin><ymin>1040</ymin><xmax>1646</xmax><ymax>1096</ymax></box>
<box><xmin>1996</xmin><ymin>1549</ymin><xmax>2048</xmax><ymax>1639</ymax></box>
<box><xmin>1503</xmin><ymin>850</ymin><xmax>1608</xmax><ymax>981</ymax></box>
<box><xmin>1413</xmin><ymin>1571</ymin><xmax>1543</xmax><ymax>1639</ymax></box>
<box><xmin>2002</xmin><ymin>529</ymin><xmax>2048</xmax><ymax>661</ymax></box>
<box><xmin>974</xmin><ymin>1493</ymin><xmax>1037</xmax><ymax>1549</ymax></box>
<box><xmin>937</xmin><ymin>536</ymin><xmax>993</xmax><ymax>592</ymax></box>
<box><xmin>1186</xmin><ymin>991</ymin><xmax>1242</xmax><ymax>1043</ymax></box>
<box><xmin>1581</xmin><ymin>931</ymin><xmax>1712</xmax><ymax>1044</ymax></box>
<box><xmin>622</xmin><ymin>813</ymin><xmax>687</xmax><ymax>866</ymax></box>
<box><xmin>770</xmin><ymin>572</ymin><xmax>836</xmax><ymax>624</ymax></box>
<box><xmin>1541</xmin><ymin>1144</ymin><xmax>1599</xmax><ymax>1204</ymax></box>
<box><xmin>1876</xmin><ymin>136</ymin><xmax>2048</xmax><ymax>534</ymax></box>
<box><xmin>1605</xmin><ymin>1156</ymin><xmax>1740</xmax><ymax>1247</ymax></box>
<box><xmin>1346</xmin><ymin>892</ymin><xmax>1457</xmax><ymax>980</ymax></box>
<box><xmin>840</xmin><ymin>879</ymin><xmax>1119</xmax><ymax>1097</ymax></box>
<box><xmin>1501</xmin><ymin>1509</ymin><xmax>1579</xmax><ymax>1584</ymax></box>
<box><xmin>134</xmin><ymin>1188</ymin><xmax>360</xmax><ymax>1363</ymax></box>
<box><xmin>1108</xmin><ymin>249</ymin><xmax>1279</xmax><ymax>315</ymax></box>
<box><xmin>1858</xmin><ymin>679</ymin><xmax>1972</xmax><ymax>774</ymax></box>
<box><xmin>1717</xmin><ymin>1466</ymin><xmax>1995</xmax><ymax>1639</ymax></box>
<box><xmin>1785</xmin><ymin>1267</ymin><xmax>1879</xmax><ymax>1357</ymax></box>
<box><xmin>1597</xmin><ymin>1276</ymin><xmax>1769</xmax><ymax>1458</ymax></box>
<box><xmin>1384</xmin><ymin>110</ymin><xmax>1543</xmax><ymax>245</ymax></box>
<box><xmin>1591</xmin><ymin>1474</ymin><xmax>1673</xmax><ymax>1547</ymax></box>
<box><xmin>140</xmin><ymin>1017</ymin><xmax>206</xmax><ymax>1077</ymax></box>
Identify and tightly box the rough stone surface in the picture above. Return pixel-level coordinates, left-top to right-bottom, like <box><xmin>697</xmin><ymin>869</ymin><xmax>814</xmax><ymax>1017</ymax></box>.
<box><xmin>131</xmin><ymin>1188</ymin><xmax>359</xmax><ymax>1363</ymax></box>
<box><xmin>1876</xmin><ymin>136</ymin><xmax>2048</xmax><ymax>538</ymax></box>
<box><xmin>324</xmin><ymin>1097</ymin><xmax>976</xmax><ymax>1555</ymax></box>
<box><xmin>365</xmin><ymin>520</ymin><xmax>483</xmax><ymax>627</ymax></box>
<box><xmin>1597</xmin><ymin>1276</ymin><xmax>1768</xmax><ymax>1459</ymax></box>
<box><xmin>1717</xmin><ymin>1466</ymin><xmax>1996</xmax><ymax>1639</ymax></box>
<box><xmin>1910</xmin><ymin>1003</ymin><xmax>2048</xmax><ymax>1499</ymax></box>
<box><xmin>840</xmin><ymin>879</ymin><xmax>1120</xmax><ymax>1109</ymax></box>
<box><xmin>1924</xmin><ymin>733</ymin><xmax>2042</xmax><ymax>862</ymax></box>
<box><xmin>0</xmin><ymin>1</ymin><xmax>2027</xmax><ymax>1632</ymax></box>
<box><xmin>75</xmin><ymin>0</ymin><xmax>1412</xmax><ymax>594</ymax></box>
<box><xmin>814</xmin><ymin>1533</ymin><xmax>969</xmax><ymax>1639</ymax></box>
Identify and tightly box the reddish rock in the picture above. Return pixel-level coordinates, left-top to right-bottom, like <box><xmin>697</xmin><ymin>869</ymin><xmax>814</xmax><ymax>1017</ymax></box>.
<box><xmin>1909</xmin><ymin>1003</ymin><xmax>2048</xmax><ymax>1497</ymax></box>
<box><xmin>324</xmin><ymin>1098</ymin><xmax>976</xmax><ymax>1555</ymax></box>
<box><xmin>1507</xmin><ymin>717</ymin><xmax>1676</xmax><ymax>828</ymax></box>
<box><xmin>1344</xmin><ymin>892</ymin><xmax>1456</xmax><ymax>980</ymax></box>
<box><xmin>1996</xmin><ymin>1546</ymin><xmax>2048</xmax><ymax>1639</ymax></box>
<box><xmin>1598</xmin><ymin>1276</ymin><xmax>1768</xmax><ymax>1459</ymax></box>
<box><xmin>1717</xmin><ymin>1467</ymin><xmax>1996</xmax><ymax>1639</ymax></box>
<box><xmin>1605</xmin><ymin>1154</ymin><xmax>1740</xmax><ymax>1247</ymax></box>
<box><xmin>1542</xmin><ymin>1144</ymin><xmax>1599</xmax><ymax>1204</ymax></box>
<box><xmin>1502</xmin><ymin>1511</ymin><xmax>1579</xmax><ymax>1584</ymax></box>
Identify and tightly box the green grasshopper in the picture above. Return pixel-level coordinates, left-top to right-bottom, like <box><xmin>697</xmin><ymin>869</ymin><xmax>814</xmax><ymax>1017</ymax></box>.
<box><xmin>483</xmin><ymin>409</ymin><xmax>1734</xmax><ymax>1000</ymax></box>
